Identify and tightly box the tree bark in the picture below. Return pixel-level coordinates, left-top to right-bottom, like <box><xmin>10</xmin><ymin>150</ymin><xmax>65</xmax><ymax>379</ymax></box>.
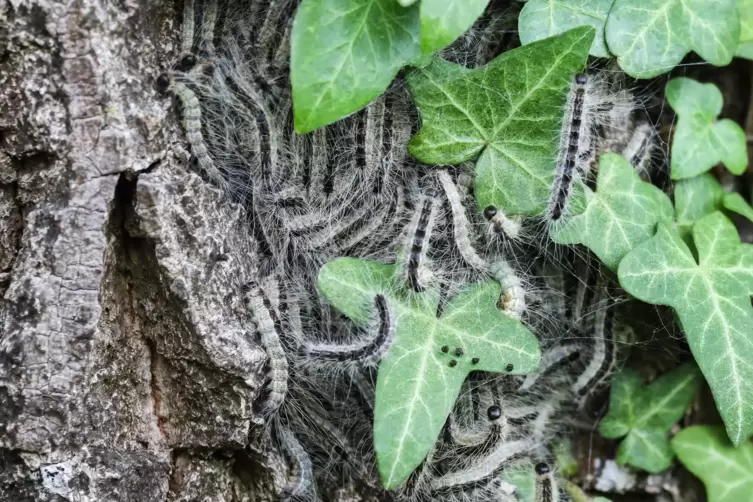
<box><xmin>0</xmin><ymin>1</ymin><xmax>281</xmax><ymax>500</ymax></box>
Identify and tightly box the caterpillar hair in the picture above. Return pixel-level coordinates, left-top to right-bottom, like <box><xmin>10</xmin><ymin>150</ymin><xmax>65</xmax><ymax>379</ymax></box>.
<box><xmin>278</xmin><ymin>423</ymin><xmax>316</xmax><ymax>501</ymax></box>
<box><xmin>243</xmin><ymin>280</ymin><xmax>289</xmax><ymax>416</ymax></box>
<box><xmin>199</xmin><ymin>0</ymin><xmax>218</xmax><ymax>55</ymax></box>
<box><xmin>300</xmin><ymin>294</ymin><xmax>397</xmax><ymax>368</ymax></box>
<box><xmin>403</xmin><ymin>188</ymin><xmax>440</xmax><ymax>292</ymax></box>
<box><xmin>534</xmin><ymin>462</ymin><xmax>559</xmax><ymax>502</ymax></box>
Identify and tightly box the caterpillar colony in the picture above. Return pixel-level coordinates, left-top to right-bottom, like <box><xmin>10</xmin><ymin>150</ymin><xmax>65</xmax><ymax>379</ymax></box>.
<box><xmin>157</xmin><ymin>0</ymin><xmax>662</xmax><ymax>500</ymax></box>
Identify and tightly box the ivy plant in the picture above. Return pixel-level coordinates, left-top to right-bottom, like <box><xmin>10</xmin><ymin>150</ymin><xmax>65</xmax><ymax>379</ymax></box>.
<box><xmin>419</xmin><ymin>0</ymin><xmax>490</xmax><ymax>54</ymax></box>
<box><xmin>737</xmin><ymin>0</ymin><xmax>753</xmax><ymax>58</ymax></box>
<box><xmin>675</xmin><ymin>173</ymin><xmax>753</xmax><ymax>244</ymax></box>
<box><xmin>618</xmin><ymin>212</ymin><xmax>753</xmax><ymax>445</ymax></box>
<box><xmin>605</xmin><ymin>0</ymin><xmax>740</xmax><ymax>78</ymax></box>
<box><xmin>317</xmin><ymin>257</ymin><xmax>541</xmax><ymax>488</ymax></box>
<box><xmin>518</xmin><ymin>0</ymin><xmax>614</xmax><ymax>57</ymax></box>
<box><xmin>290</xmin><ymin>0</ymin><xmax>490</xmax><ymax>133</ymax></box>
<box><xmin>550</xmin><ymin>153</ymin><xmax>669</xmax><ymax>270</ymax></box>
<box><xmin>407</xmin><ymin>26</ymin><xmax>594</xmax><ymax>215</ymax></box>
<box><xmin>673</xmin><ymin>425</ymin><xmax>753</xmax><ymax>502</ymax></box>
<box><xmin>666</xmin><ymin>78</ymin><xmax>747</xmax><ymax>180</ymax></box>
<box><xmin>598</xmin><ymin>365</ymin><xmax>702</xmax><ymax>472</ymax></box>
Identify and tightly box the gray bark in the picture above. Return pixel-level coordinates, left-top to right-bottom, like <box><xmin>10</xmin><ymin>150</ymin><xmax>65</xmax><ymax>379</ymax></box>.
<box><xmin>0</xmin><ymin>1</ymin><xmax>281</xmax><ymax>500</ymax></box>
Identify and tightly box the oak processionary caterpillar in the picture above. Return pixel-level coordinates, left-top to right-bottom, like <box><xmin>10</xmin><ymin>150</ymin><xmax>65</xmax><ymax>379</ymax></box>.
<box><xmin>548</xmin><ymin>73</ymin><xmax>590</xmax><ymax>222</ymax></box>
<box><xmin>278</xmin><ymin>423</ymin><xmax>315</xmax><ymax>501</ymax></box>
<box><xmin>534</xmin><ymin>462</ymin><xmax>558</xmax><ymax>502</ymax></box>
<box><xmin>243</xmin><ymin>281</ymin><xmax>289</xmax><ymax>416</ymax></box>
<box><xmin>404</xmin><ymin>188</ymin><xmax>440</xmax><ymax>292</ymax></box>
<box><xmin>300</xmin><ymin>294</ymin><xmax>397</xmax><ymax>368</ymax></box>
<box><xmin>156</xmin><ymin>61</ymin><xmax>226</xmax><ymax>189</ymax></box>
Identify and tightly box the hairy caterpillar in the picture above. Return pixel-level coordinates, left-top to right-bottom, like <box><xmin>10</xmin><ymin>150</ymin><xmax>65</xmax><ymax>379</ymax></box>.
<box><xmin>438</xmin><ymin>170</ymin><xmax>487</xmax><ymax>271</ymax></box>
<box><xmin>621</xmin><ymin>122</ymin><xmax>656</xmax><ymax>176</ymax></box>
<box><xmin>430</xmin><ymin>438</ymin><xmax>535</xmax><ymax>491</ymax></box>
<box><xmin>157</xmin><ymin>71</ymin><xmax>226</xmax><ymax>190</ymax></box>
<box><xmin>548</xmin><ymin>74</ymin><xmax>590</xmax><ymax>222</ymax></box>
<box><xmin>490</xmin><ymin>260</ymin><xmax>527</xmax><ymax>321</ymax></box>
<box><xmin>243</xmin><ymin>280</ymin><xmax>289</xmax><ymax>416</ymax></box>
<box><xmin>483</xmin><ymin>205</ymin><xmax>522</xmax><ymax>239</ymax></box>
<box><xmin>403</xmin><ymin>188</ymin><xmax>440</xmax><ymax>292</ymax></box>
<box><xmin>278</xmin><ymin>423</ymin><xmax>315</xmax><ymax>501</ymax></box>
<box><xmin>534</xmin><ymin>462</ymin><xmax>558</xmax><ymax>502</ymax></box>
<box><xmin>300</xmin><ymin>294</ymin><xmax>396</xmax><ymax>368</ymax></box>
<box><xmin>572</xmin><ymin>293</ymin><xmax>616</xmax><ymax>401</ymax></box>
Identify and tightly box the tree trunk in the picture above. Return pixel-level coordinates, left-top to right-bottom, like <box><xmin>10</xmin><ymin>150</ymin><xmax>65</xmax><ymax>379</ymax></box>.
<box><xmin>0</xmin><ymin>1</ymin><xmax>280</xmax><ymax>500</ymax></box>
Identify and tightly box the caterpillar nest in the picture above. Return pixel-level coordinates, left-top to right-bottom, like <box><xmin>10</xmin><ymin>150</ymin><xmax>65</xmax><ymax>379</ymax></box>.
<box><xmin>157</xmin><ymin>0</ymin><xmax>658</xmax><ymax>500</ymax></box>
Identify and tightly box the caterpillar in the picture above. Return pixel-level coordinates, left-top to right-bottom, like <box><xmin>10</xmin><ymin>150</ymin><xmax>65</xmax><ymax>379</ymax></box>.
<box><xmin>534</xmin><ymin>462</ymin><xmax>558</xmax><ymax>502</ymax></box>
<box><xmin>403</xmin><ymin>188</ymin><xmax>440</xmax><ymax>292</ymax></box>
<box><xmin>438</xmin><ymin>170</ymin><xmax>487</xmax><ymax>271</ymax></box>
<box><xmin>300</xmin><ymin>294</ymin><xmax>397</xmax><ymax>368</ymax></box>
<box><xmin>243</xmin><ymin>280</ymin><xmax>289</xmax><ymax>416</ymax></box>
<box><xmin>278</xmin><ymin>423</ymin><xmax>315</xmax><ymax>501</ymax></box>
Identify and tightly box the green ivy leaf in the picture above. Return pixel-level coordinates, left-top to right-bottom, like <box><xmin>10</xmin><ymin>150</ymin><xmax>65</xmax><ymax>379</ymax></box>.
<box><xmin>675</xmin><ymin>174</ymin><xmax>753</xmax><ymax>232</ymax></box>
<box><xmin>605</xmin><ymin>0</ymin><xmax>740</xmax><ymax>78</ymax></box>
<box><xmin>649</xmin><ymin>184</ymin><xmax>676</xmax><ymax>225</ymax></box>
<box><xmin>420</xmin><ymin>0</ymin><xmax>490</xmax><ymax>54</ymax></box>
<box><xmin>724</xmin><ymin>192</ymin><xmax>753</xmax><ymax>223</ymax></box>
<box><xmin>739</xmin><ymin>0</ymin><xmax>753</xmax><ymax>44</ymax></box>
<box><xmin>550</xmin><ymin>153</ymin><xmax>664</xmax><ymax>270</ymax></box>
<box><xmin>674</xmin><ymin>173</ymin><xmax>725</xmax><ymax>237</ymax></box>
<box><xmin>317</xmin><ymin>257</ymin><xmax>541</xmax><ymax>488</ymax></box>
<box><xmin>291</xmin><ymin>0</ymin><xmax>421</xmax><ymax>133</ymax></box>
<box><xmin>407</xmin><ymin>27</ymin><xmax>594</xmax><ymax>215</ymax></box>
<box><xmin>618</xmin><ymin>212</ymin><xmax>753</xmax><ymax>445</ymax></box>
<box><xmin>518</xmin><ymin>0</ymin><xmax>614</xmax><ymax>57</ymax></box>
<box><xmin>737</xmin><ymin>41</ymin><xmax>753</xmax><ymax>58</ymax></box>
<box><xmin>666</xmin><ymin>78</ymin><xmax>747</xmax><ymax>180</ymax></box>
<box><xmin>673</xmin><ymin>425</ymin><xmax>753</xmax><ymax>502</ymax></box>
<box><xmin>599</xmin><ymin>366</ymin><xmax>702</xmax><ymax>472</ymax></box>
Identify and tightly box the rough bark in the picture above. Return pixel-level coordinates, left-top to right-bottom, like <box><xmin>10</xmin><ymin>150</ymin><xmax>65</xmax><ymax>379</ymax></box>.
<box><xmin>0</xmin><ymin>1</ymin><xmax>283</xmax><ymax>500</ymax></box>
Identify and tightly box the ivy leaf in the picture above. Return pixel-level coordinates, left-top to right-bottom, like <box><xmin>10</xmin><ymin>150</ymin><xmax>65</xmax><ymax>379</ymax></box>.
<box><xmin>666</xmin><ymin>78</ymin><xmax>747</xmax><ymax>180</ymax></box>
<box><xmin>724</xmin><ymin>193</ymin><xmax>753</xmax><ymax>223</ymax></box>
<box><xmin>673</xmin><ymin>425</ymin><xmax>753</xmax><ymax>502</ymax></box>
<box><xmin>317</xmin><ymin>257</ymin><xmax>541</xmax><ymax>488</ymax></box>
<box><xmin>550</xmin><ymin>153</ymin><xmax>664</xmax><ymax>270</ymax></box>
<box><xmin>407</xmin><ymin>27</ymin><xmax>594</xmax><ymax>215</ymax></box>
<box><xmin>291</xmin><ymin>0</ymin><xmax>421</xmax><ymax>133</ymax></box>
<box><xmin>518</xmin><ymin>0</ymin><xmax>614</xmax><ymax>57</ymax></box>
<box><xmin>739</xmin><ymin>0</ymin><xmax>753</xmax><ymax>44</ymax></box>
<box><xmin>674</xmin><ymin>173</ymin><xmax>725</xmax><ymax>238</ymax></box>
<box><xmin>649</xmin><ymin>184</ymin><xmax>675</xmax><ymax>225</ymax></box>
<box><xmin>737</xmin><ymin>41</ymin><xmax>753</xmax><ymax>58</ymax></box>
<box><xmin>674</xmin><ymin>173</ymin><xmax>753</xmax><ymax>228</ymax></box>
<box><xmin>605</xmin><ymin>0</ymin><xmax>740</xmax><ymax>78</ymax></box>
<box><xmin>618</xmin><ymin>212</ymin><xmax>753</xmax><ymax>445</ymax></box>
<box><xmin>599</xmin><ymin>366</ymin><xmax>702</xmax><ymax>472</ymax></box>
<box><xmin>420</xmin><ymin>0</ymin><xmax>490</xmax><ymax>54</ymax></box>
